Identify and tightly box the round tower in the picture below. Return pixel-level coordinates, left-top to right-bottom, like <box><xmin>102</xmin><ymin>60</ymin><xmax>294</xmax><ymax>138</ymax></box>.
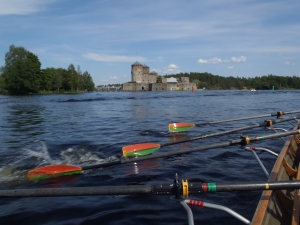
<box><xmin>143</xmin><ymin>64</ymin><xmax>149</xmax><ymax>75</ymax></box>
<box><xmin>131</xmin><ymin>62</ymin><xmax>143</xmax><ymax>83</ymax></box>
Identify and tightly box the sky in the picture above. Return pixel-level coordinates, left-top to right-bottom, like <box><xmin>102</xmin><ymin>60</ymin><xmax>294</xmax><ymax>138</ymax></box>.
<box><xmin>0</xmin><ymin>0</ymin><xmax>299</xmax><ymax>86</ymax></box>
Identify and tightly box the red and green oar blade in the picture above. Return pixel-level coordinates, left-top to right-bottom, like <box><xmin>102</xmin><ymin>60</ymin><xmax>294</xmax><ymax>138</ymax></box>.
<box><xmin>122</xmin><ymin>143</ymin><xmax>161</xmax><ymax>157</ymax></box>
<box><xmin>168</xmin><ymin>123</ymin><xmax>195</xmax><ymax>133</ymax></box>
<box><xmin>28</xmin><ymin>165</ymin><xmax>82</xmax><ymax>181</ymax></box>
<box><xmin>168</xmin><ymin>110</ymin><xmax>300</xmax><ymax>132</ymax></box>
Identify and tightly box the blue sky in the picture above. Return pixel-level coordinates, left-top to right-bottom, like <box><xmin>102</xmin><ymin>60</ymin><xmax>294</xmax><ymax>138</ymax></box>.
<box><xmin>0</xmin><ymin>0</ymin><xmax>299</xmax><ymax>86</ymax></box>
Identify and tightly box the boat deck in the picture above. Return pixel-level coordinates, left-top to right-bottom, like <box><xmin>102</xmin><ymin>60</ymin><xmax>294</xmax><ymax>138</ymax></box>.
<box><xmin>251</xmin><ymin>123</ymin><xmax>300</xmax><ymax>225</ymax></box>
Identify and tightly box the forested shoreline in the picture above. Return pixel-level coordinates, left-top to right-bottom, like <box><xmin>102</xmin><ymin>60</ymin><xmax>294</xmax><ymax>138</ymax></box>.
<box><xmin>0</xmin><ymin>45</ymin><xmax>95</xmax><ymax>95</ymax></box>
<box><xmin>166</xmin><ymin>72</ymin><xmax>300</xmax><ymax>90</ymax></box>
<box><xmin>1</xmin><ymin>45</ymin><xmax>299</xmax><ymax>94</ymax></box>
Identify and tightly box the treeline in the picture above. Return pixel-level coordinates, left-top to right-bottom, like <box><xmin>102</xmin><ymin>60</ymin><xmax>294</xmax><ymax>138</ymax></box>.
<box><xmin>0</xmin><ymin>45</ymin><xmax>95</xmax><ymax>94</ymax></box>
<box><xmin>98</xmin><ymin>83</ymin><xmax>122</xmax><ymax>87</ymax></box>
<box><xmin>165</xmin><ymin>72</ymin><xmax>300</xmax><ymax>90</ymax></box>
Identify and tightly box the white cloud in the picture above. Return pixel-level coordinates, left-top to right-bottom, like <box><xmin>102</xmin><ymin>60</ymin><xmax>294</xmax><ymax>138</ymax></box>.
<box><xmin>0</xmin><ymin>0</ymin><xmax>56</xmax><ymax>15</ymax></box>
<box><xmin>198</xmin><ymin>57</ymin><xmax>222</xmax><ymax>64</ymax></box>
<box><xmin>164</xmin><ymin>64</ymin><xmax>180</xmax><ymax>74</ymax></box>
<box><xmin>110</xmin><ymin>76</ymin><xmax>118</xmax><ymax>80</ymax></box>
<box><xmin>283</xmin><ymin>61</ymin><xmax>295</xmax><ymax>66</ymax></box>
<box><xmin>231</xmin><ymin>56</ymin><xmax>246</xmax><ymax>63</ymax></box>
<box><xmin>198</xmin><ymin>56</ymin><xmax>246</xmax><ymax>64</ymax></box>
<box><xmin>168</xmin><ymin>64</ymin><xmax>178</xmax><ymax>69</ymax></box>
<box><xmin>228</xmin><ymin>66</ymin><xmax>234</xmax><ymax>69</ymax></box>
<box><xmin>82</xmin><ymin>52</ymin><xmax>147</xmax><ymax>63</ymax></box>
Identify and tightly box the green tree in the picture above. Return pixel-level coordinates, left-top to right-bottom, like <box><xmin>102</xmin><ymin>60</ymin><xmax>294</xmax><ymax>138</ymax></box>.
<box><xmin>0</xmin><ymin>66</ymin><xmax>6</xmax><ymax>90</ymax></box>
<box><xmin>82</xmin><ymin>71</ymin><xmax>95</xmax><ymax>91</ymax></box>
<box><xmin>53</xmin><ymin>68</ymin><xmax>63</xmax><ymax>93</ymax></box>
<box><xmin>0</xmin><ymin>76</ymin><xmax>5</xmax><ymax>91</ymax></box>
<box><xmin>67</xmin><ymin>64</ymin><xmax>77</xmax><ymax>91</ymax></box>
<box><xmin>156</xmin><ymin>76</ymin><xmax>162</xmax><ymax>83</ymax></box>
<box><xmin>42</xmin><ymin>67</ymin><xmax>57</xmax><ymax>91</ymax></box>
<box><xmin>2</xmin><ymin>45</ymin><xmax>41</xmax><ymax>94</ymax></box>
<box><xmin>76</xmin><ymin>65</ymin><xmax>82</xmax><ymax>92</ymax></box>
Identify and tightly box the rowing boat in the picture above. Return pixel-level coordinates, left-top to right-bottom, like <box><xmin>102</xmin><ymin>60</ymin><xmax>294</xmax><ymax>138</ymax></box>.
<box><xmin>251</xmin><ymin>122</ymin><xmax>300</xmax><ymax>225</ymax></box>
<box><xmin>1</xmin><ymin>122</ymin><xmax>300</xmax><ymax>224</ymax></box>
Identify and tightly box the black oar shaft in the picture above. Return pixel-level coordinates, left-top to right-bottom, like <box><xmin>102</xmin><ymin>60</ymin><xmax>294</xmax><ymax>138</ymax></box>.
<box><xmin>215</xmin><ymin>181</ymin><xmax>300</xmax><ymax>192</ymax></box>
<box><xmin>0</xmin><ymin>185</ymin><xmax>152</xmax><ymax>197</ymax></box>
<box><xmin>1</xmin><ymin>180</ymin><xmax>300</xmax><ymax>197</ymax></box>
<box><xmin>194</xmin><ymin>110</ymin><xmax>300</xmax><ymax>126</ymax></box>
<box><xmin>80</xmin><ymin>129</ymin><xmax>300</xmax><ymax>170</ymax></box>
<box><xmin>82</xmin><ymin>160</ymin><xmax>121</xmax><ymax>170</ymax></box>
<box><xmin>162</xmin><ymin>116</ymin><xmax>300</xmax><ymax>148</ymax></box>
<box><xmin>121</xmin><ymin>129</ymin><xmax>300</xmax><ymax>164</ymax></box>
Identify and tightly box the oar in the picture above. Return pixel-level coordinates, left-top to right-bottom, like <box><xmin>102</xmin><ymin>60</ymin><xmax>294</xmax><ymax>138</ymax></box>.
<box><xmin>27</xmin><ymin>128</ymin><xmax>300</xmax><ymax>180</ymax></box>
<box><xmin>169</xmin><ymin>110</ymin><xmax>300</xmax><ymax>132</ymax></box>
<box><xmin>1</xmin><ymin>179</ymin><xmax>300</xmax><ymax>197</ymax></box>
<box><xmin>123</xmin><ymin>116</ymin><xmax>300</xmax><ymax>157</ymax></box>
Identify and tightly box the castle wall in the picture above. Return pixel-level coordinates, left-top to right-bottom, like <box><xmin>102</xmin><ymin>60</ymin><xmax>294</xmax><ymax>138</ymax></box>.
<box><xmin>122</xmin><ymin>82</ymin><xmax>135</xmax><ymax>91</ymax></box>
<box><xmin>122</xmin><ymin>82</ymin><xmax>149</xmax><ymax>91</ymax></box>
<box><xmin>123</xmin><ymin>82</ymin><xmax>197</xmax><ymax>91</ymax></box>
<box><xmin>125</xmin><ymin>62</ymin><xmax>196</xmax><ymax>91</ymax></box>
<box><xmin>150</xmin><ymin>83</ymin><xmax>167</xmax><ymax>91</ymax></box>
<box><xmin>180</xmin><ymin>77</ymin><xmax>189</xmax><ymax>83</ymax></box>
<box><xmin>177</xmin><ymin>83</ymin><xmax>196</xmax><ymax>91</ymax></box>
<box><xmin>140</xmin><ymin>74</ymin><xmax>158</xmax><ymax>83</ymax></box>
<box><xmin>149</xmin><ymin>74</ymin><xmax>158</xmax><ymax>83</ymax></box>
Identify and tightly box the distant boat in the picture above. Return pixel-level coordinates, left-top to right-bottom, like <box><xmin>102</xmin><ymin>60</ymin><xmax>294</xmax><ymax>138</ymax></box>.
<box><xmin>250</xmin><ymin>88</ymin><xmax>256</xmax><ymax>91</ymax></box>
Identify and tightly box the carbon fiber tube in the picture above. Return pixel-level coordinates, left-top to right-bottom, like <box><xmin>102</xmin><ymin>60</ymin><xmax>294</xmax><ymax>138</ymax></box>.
<box><xmin>1</xmin><ymin>180</ymin><xmax>300</xmax><ymax>198</ymax></box>
<box><xmin>0</xmin><ymin>185</ymin><xmax>152</xmax><ymax>197</ymax></box>
<box><xmin>215</xmin><ymin>181</ymin><xmax>300</xmax><ymax>192</ymax></box>
<box><xmin>161</xmin><ymin>115</ymin><xmax>300</xmax><ymax>147</ymax></box>
<box><xmin>82</xmin><ymin>129</ymin><xmax>300</xmax><ymax>168</ymax></box>
<box><xmin>193</xmin><ymin>110</ymin><xmax>300</xmax><ymax>126</ymax></box>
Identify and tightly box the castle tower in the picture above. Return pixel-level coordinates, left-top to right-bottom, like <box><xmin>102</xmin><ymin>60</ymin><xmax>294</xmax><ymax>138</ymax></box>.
<box><xmin>131</xmin><ymin>62</ymin><xmax>143</xmax><ymax>83</ymax></box>
<box><xmin>143</xmin><ymin>64</ymin><xmax>149</xmax><ymax>75</ymax></box>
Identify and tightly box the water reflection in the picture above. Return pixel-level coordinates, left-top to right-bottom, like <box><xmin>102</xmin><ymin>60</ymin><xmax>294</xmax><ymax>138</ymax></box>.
<box><xmin>3</xmin><ymin>104</ymin><xmax>45</xmax><ymax>148</ymax></box>
<box><xmin>124</xmin><ymin>158</ymin><xmax>163</xmax><ymax>175</ymax></box>
<box><xmin>168</xmin><ymin>133</ymin><xmax>188</xmax><ymax>141</ymax></box>
<box><xmin>7</xmin><ymin>104</ymin><xmax>45</xmax><ymax>131</ymax></box>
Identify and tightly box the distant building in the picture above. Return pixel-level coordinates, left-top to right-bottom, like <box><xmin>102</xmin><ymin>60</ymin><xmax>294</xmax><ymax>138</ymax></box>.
<box><xmin>122</xmin><ymin>62</ymin><xmax>196</xmax><ymax>91</ymax></box>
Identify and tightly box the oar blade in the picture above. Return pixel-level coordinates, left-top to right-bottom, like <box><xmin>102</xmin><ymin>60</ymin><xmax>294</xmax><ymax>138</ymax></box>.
<box><xmin>122</xmin><ymin>143</ymin><xmax>161</xmax><ymax>157</ymax></box>
<box><xmin>28</xmin><ymin>165</ymin><xmax>82</xmax><ymax>180</ymax></box>
<box><xmin>169</xmin><ymin>123</ymin><xmax>195</xmax><ymax>132</ymax></box>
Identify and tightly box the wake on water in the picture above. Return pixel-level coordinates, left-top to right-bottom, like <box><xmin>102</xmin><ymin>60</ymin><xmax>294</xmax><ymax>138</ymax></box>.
<box><xmin>0</xmin><ymin>141</ymin><xmax>115</xmax><ymax>183</ymax></box>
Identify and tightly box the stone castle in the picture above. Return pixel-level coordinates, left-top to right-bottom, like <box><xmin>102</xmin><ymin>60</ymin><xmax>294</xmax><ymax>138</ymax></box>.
<box><xmin>122</xmin><ymin>62</ymin><xmax>196</xmax><ymax>91</ymax></box>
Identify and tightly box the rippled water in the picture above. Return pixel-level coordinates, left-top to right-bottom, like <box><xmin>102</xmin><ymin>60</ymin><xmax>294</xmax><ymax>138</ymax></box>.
<box><xmin>0</xmin><ymin>90</ymin><xmax>299</xmax><ymax>224</ymax></box>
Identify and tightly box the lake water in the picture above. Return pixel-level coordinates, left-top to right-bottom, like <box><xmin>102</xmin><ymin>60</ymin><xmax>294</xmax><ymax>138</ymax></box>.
<box><xmin>0</xmin><ymin>90</ymin><xmax>299</xmax><ymax>225</ymax></box>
